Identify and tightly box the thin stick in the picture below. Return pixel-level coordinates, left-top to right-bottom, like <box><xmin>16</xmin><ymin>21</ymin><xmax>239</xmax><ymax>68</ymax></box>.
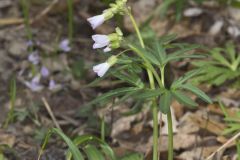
<box><xmin>42</xmin><ymin>97</ymin><xmax>62</xmax><ymax>131</ymax></box>
<box><xmin>206</xmin><ymin>131</ymin><xmax>240</xmax><ymax>160</ymax></box>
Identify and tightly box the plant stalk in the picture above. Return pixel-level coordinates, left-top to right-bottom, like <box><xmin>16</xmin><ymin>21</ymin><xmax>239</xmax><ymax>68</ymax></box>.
<box><xmin>127</xmin><ymin>10</ymin><xmax>145</xmax><ymax>48</ymax></box>
<box><xmin>147</xmin><ymin>70</ymin><xmax>159</xmax><ymax>160</ymax></box>
<box><xmin>21</xmin><ymin>0</ymin><xmax>32</xmax><ymax>41</ymax></box>
<box><xmin>128</xmin><ymin>10</ymin><xmax>159</xmax><ymax>160</ymax></box>
<box><xmin>167</xmin><ymin>111</ymin><xmax>173</xmax><ymax>160</ymax></box>
<box><xmin>160</xmin><ymin>65</ymin><xmax>174</xmax><ymax>160</ymax></box>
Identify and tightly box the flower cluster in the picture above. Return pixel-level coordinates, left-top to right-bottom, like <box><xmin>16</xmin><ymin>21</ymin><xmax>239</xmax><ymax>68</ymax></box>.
<box><xmin>92</xmin><ymin>27</ymin><xmax>123</xmax><ymax>52</ymax></box>
<box><xmin>87</xmin><ymin>0</ymin><xmax>127</xmax><ymax>77</ymax></box>
<box><xmin>87</xmin><ymin>0</ymin><xmax>127</xmax><ymax>29</ymax></box>
<box><xmin>23</xmin><ymin>40</ymin><xmax>61</xmax><ymax>92</ymax></box>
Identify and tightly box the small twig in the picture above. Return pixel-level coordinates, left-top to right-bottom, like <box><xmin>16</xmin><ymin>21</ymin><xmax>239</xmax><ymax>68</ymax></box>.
<box><xmin>41</xmin><ymin>97</ymin><xmax>62</xmax><ymax>131</ymax></box>
<box><xmin>206</xmin><ymin>131</ymin><xmax>240</xmax><ymax>160</ymax></box>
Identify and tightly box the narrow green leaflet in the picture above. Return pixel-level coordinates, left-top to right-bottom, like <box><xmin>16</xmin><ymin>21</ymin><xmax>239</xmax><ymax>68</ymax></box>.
<box><xmin>171</xmin><ymin>69</ymin><xmax>202</xmax><ymax>88</ymax></box>
<box><xmin>134</xmin><ymin>89</ymin><xmax>164</xmax><ymax>99</ymax></box>
<box><xmin>223</xmin><ymin>123</ymin><xmax>240</xmax><ymax>135</ymax></box>
<box><xmin>172</xmin><ymin>90</ymin><xmax>198</xmax><ymax>107</ymax></box>
<box><xmin>87</xmin><ymin>87</ymin><xmax>141</xmax><ymax>106</ymax></box>
<box><xmin>112</xmin><ymin>90</ymin><xmax>141</xmax><ymax>107</ymax></box>
<box><xmin>84</xmin><ymin>145</ymin><xmax>105</xmax><ymax>160</ymax></box>
<box><xmin>158</xmin><ymin>34</ymin><xmax>177</xmax><ymax>44</ymax></box>
<box><xmin>225</xmin><ymin>42</ymin><xmax>236</xmax><ymax>62</ymax></box>
<box><xmin>181</xmin><ymin>83</ymin><xmax>212</xmax><ymax>103</ymax></box>
<box><xmin>122</xmin><ymin>100</ymin><xmax>144</xmax><ymax>116</ymax></box>
<box><xmin>39</xmin><ymin>128</ymin><xmax>84</xmax><ymax>160</ymax></box>
<box><xmin>113</xmin><ymin>71</ymin><xmax>144</xmax><ymax>88</ymax></box>
<box><xmin>66</xmin><ymin>135</ymin><xmax>117</xmax><ymax>160</ymax></box>
<box><xmin>141</xmin><ymin>48</ymin><xmax>161</xmax><ymax>66</ymax></box>
<box><xmin>100</xmin><ymin>144</ymin><xmax>117</xmax><ymax>160</ymax></box>
<box><xmin>159</xmin><ymin>90</ymin><xmax>172</xmax><ymax>114</ymax></box>
<box><xmin>150</xmin><ymin>41</ymin><xmax>167</xmax><ymax>65</ymax></box>
<box><xmin>211</xmin><ymin>48</ymin><xmax>231</xmax><ymax>67</ymax></box>
<box><xmin>164</xmin><ymin>54</ymin><xmax>205</xmax><ymax>64</ymax></box>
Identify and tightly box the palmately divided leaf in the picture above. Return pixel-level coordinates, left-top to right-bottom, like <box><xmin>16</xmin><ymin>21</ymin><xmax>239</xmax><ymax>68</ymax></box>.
<box><xmin>211</xmin><ymin>48</ymin><xmax>231</xmax><ymax>68</ymax></box>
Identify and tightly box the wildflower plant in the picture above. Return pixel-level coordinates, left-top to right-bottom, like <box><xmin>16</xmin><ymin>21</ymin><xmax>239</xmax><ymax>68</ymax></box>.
<box><xmin>87</xmin><ymin>0</ymin><xmax>212</xmax><ymax>160</ymax></box>
<box><xmin>192</xmin><ymin>42</ymin><xmax>240</xmax><ymax>87</ymax></box>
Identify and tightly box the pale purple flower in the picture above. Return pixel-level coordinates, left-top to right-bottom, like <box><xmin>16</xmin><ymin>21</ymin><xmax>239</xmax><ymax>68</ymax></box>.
<box><xmin>28</xmin><ymin>51</ymin><xmax>40</xmax><ymax>65</ymax></box>
<box><xmin>93</xmin><ymin>62</ymin><xmax>110</xmax><ymax>77</ymax></box>
<box><xmin>48</xmin><ymin>79</ymin><xmax>61</xmax><ymax>91</ymax></box>
<box><xmin>26</xmin><ymin>40</ymin><xmax>33</xmax><ymax>47</ymax></box>
<box><xmin>24</xmin><ymin>74</ymin><xmax>43</xmax><ymax>92</ymax></box>
<box><xmin>41</xmin><ymin>66</ymin><xmax>50</xmax><ymax>77</ymax></box>
<box><xmin>92</xmin><ymin>35</ymin><xmax>110</xmax><ymax>49</ymax></box>
<box><xmin>59</xmin><ymin>39</ymin><xmax>71</xmax><ymax>52</ymax></box>
<box><xmin>87</xmin><ymin>15</ymin><xmax>105</xmax><ymax>29</ymax></box>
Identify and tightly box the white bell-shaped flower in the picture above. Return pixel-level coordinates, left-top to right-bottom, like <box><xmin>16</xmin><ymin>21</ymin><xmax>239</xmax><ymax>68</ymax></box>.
<box><xmin>92</xmin><ymin>34</ymin><xmax>110</xmax><ymax>49</ymax></box>
<box><xmin>93</xmin><ymin>62</ymin><xmax>110</xmax><ymax>77</ymax></box>
<box><xmin>87</xmin><ymin>15</ymin><xmax>105</xmax><ymax>29</ymax></box>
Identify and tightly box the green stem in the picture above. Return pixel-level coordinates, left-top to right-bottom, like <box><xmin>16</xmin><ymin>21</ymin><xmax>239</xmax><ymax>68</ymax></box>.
<box><xmin>21</xmin><ymin>0</ymin><xmax>32</xmax><ymax>41</ymax></box>
<box><xmin>127</xmin><ymin>10</ymin><xmax>145</xmax><ymax>48</ymax></box>
<box><xmin>101</xmin><ymin>117</ymin><xmax>105</xmax><ymax>142</ymax></box>
<box><xmin>167</xmin><ymin>111</ymin><xmax>173</xmax><ymax>160</ymax></box>
<box><xmin>128</xmin><ymin>45</ymin><xmax>163</xmax><ymax>88</ymax></box>
<box><xmin>127</xmin><ymin>9</ymin><xmax>159</xmax><ymax>160</ymax></box>
<box><xmin>160</xmin><ymin>65</ymin><xmax>173</xmax><ymax>160</ymax></box>
<box><xmin>160</xmin><ymin>66</ymin><xmax>165</xmax><ymax>88</ymax></box>
<box><xmin>67</xmin><ymin>0</ymin><xmax>73</xmax><ymax>44</ymax></box>
<box><xmin>148</xmin><ymin>70</ymin><xmax>159</xmax><ymax>160</ymax></box>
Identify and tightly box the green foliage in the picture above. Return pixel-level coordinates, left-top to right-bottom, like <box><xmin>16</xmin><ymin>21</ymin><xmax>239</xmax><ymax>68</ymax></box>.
<box><xmin>219</xmin><ymin>101</ymin><xmax>240</xmax><ymax>159</ymax></box>
<box><xmin>3</xmin><ymin>78</ymin><xmax>16</xmax><ymax>128</ymax></box>
<box><xmin>86</xmin><ymin>27</ymin><xmax>211</xmax><ymax>115</ymax></box>
<box><xmin>39</xmin><ymin>128</ymin><xmax>143</xmax><ymax>160</ymax></box>
<box><xmin>219</xmin><ymin>102</ymin><xmax>240</xmax><ymax>135</ymax></box>
<box><xmin>160</xmin><ymin>90</ymin><xmax>172</xmax><ymax>113</ymax></box>
<box><xmin>193</xmin><ymin>42</ymin><xmax>240</xmax><ymax>87</ymax></box>
<box><xmin>20</xmin><ymin>0</ymin><xmax>32</xmax><ymax>41</ymax></box>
